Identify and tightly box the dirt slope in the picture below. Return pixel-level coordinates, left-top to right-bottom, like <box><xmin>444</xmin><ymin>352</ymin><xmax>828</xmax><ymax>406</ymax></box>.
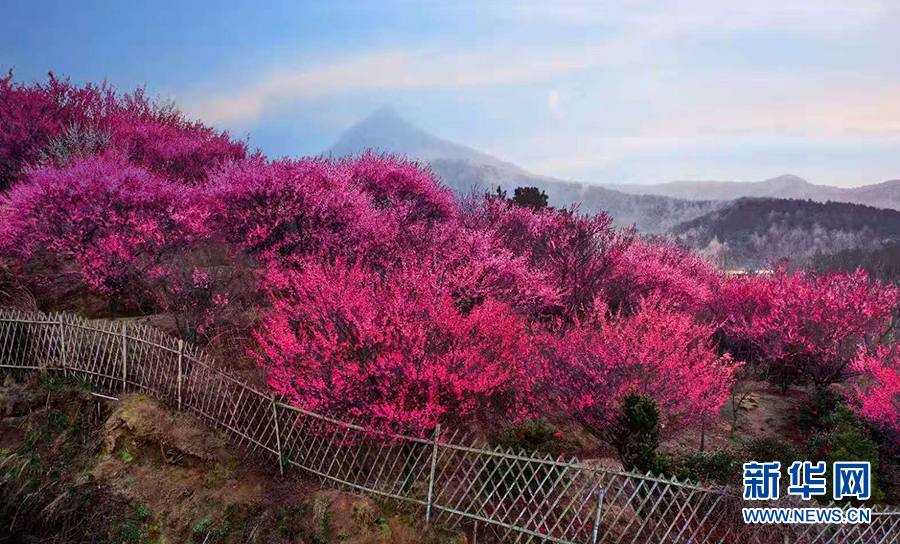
<box><xmin>0</xmin><ymin>374</ymin><xmax>463</xmax><ymax>544</ymax></box>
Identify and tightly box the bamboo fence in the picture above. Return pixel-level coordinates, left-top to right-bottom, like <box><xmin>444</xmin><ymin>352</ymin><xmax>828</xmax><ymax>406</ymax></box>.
<box><xmin>0</xmin><ymin>308</ymin><xmax>897</xmax><ymax>544</ymax></box>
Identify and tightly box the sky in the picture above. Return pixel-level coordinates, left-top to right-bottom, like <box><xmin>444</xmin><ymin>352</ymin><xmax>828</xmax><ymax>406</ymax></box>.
<box><xmin>2</xmin><ymin>0</ymin><xmax>899</xmax><ymax>186</ymax></box>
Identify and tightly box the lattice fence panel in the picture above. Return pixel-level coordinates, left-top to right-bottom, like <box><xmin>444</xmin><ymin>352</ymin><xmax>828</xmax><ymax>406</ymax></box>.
<box><xmin>278</xmin><ymin>405</ymin><xmax>434</xmax><ymax>506</ymax></box>
<box><xmin>0</xmin><ymin>310</ymin><xmax>60</xmax><ymax>373</ymax></box>
<box><xmin>67</xmin><ymin>317</ymin><xmax>126</xmax><ymax>392</ymax></box>
<box><xmin>430</xmin><ymin>439</ymin><xmax>606</xmax><ymax>544</ymax></box>
<box><xmin>125</xmin><ymin>322</ymin><xmax>180</xmax><ymax>401</ymax></box>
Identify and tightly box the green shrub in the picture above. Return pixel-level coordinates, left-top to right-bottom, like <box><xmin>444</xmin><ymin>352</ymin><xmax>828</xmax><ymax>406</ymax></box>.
<box><xmin>743</xmin><ymin>436</ymin><xmax>802</xmax><ymax>469</ymax></box>
<box><xmin>789</xmin><ymin>387</ymin><xmax>842</xmax><ymax>433</ymax></box>
<box><xmin>806</xmin><ymin>405</ymin><xmax>885</xmax><ymax>504</ymax></box>
<box><xmin>664</xmin><ymin>449</ymin><xmax>743</xmax><ymax>486</ymax></box>
<box><xmin>494</xmin><ymin>420</ymin><xmax>575</xmax><ymax>458</ymax></box>
<box><xmin>611</xmin><ymin>394</ymin><xmax>667</xmax><ymax>475</ymax></box>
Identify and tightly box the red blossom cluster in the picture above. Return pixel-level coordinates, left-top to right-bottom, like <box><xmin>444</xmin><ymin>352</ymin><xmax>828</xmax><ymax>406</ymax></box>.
<box><xmin>0</xmin><ymin>72</ymin><xmax>246</xmax><ymax>189</ymax></box>
<box><xmin>1</xmin><ymin>73</ymin><xmax>898</xmax><ymax>443</ymax></box>
<box><xmin>0</xmin><ymin>154</ymin><xmax>206</xmax><ymax>305</ymax></box>
<box><xmin>254</xmin><ymin>259</ymin><xmax>538</xmax><ymax>433</ymax></box>
<box><xmin>714</xmin><ymin>267</ymin><xmax>899</xmax><ymax>387</ymax></box>
<box><xmin>540</xmin><ymin>296</ymin><xmax>739</xmax><ymax>440</ymax></box>
<box><xmin>853</xmin><ymin>347</ymin><xmax>900</xmax><ymax>441</ymax></box>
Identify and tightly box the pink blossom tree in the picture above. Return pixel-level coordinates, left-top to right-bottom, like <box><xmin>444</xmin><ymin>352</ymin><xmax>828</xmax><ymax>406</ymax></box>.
<box><xmin>0</xmin><ymin>71</ymin><xmax>245</xmax><ymax>188</ymax></box>
<box><xmin>0</xmin><ymin>154</ymin><xmax>207</xmax><ymax>310</ymax></box>
<box><xmin>104</xmin><ymin>89</ymin><xmax>246</xmax><ymax>183</ymax></box>
<box><xmin>0</xmin><ymin>71</ymin><xmax>100</xmax><ymax>189</ymax></box>
<box><xmin>852</xmin><ymin>347</ymin><xmax>900</xmax><ymax>443</ymax></box>
<box><xmin>207</xmin><ymin>156</ymin><xmax>389</xmax><ymax>267</ymax></box>
<box><xmin>714</xmin><ymin>267</ymin><xmax>899</xmax><ymax>388</ymax></box>
<box><xmin>254</xmin><ymin>258</ymin><xmax>539</xmax><ymax>434</ymax></box>
<box><xmin>473</xmin><ymin>198</ymin><xmax>631</xmax><ymax>321</ymax></box>
<box><xmin>539</xmin><ymin>297</ymin><xmax>740</xmax><ymax>448</ymax></box>
<box><xmin>606</xmin><ymin>237</ymin><xmax>721</xmax><ymax>315</ymax></box>
<box><xmin>345</xmin><ymin>152</ymin><xmax>457</xmax><ymax>226</ymax></box>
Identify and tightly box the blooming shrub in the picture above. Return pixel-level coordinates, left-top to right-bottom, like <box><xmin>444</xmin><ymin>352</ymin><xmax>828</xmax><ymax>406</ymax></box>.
<box><xmin>853</xmin><ymin>347</ymin><xmax>900</xmax><ymax>442</ymax></box>
<box><xmin>104</xmin><ymin>90</ymin><xmax>246</xmax><ymax>183</ymax></box>
<box><xmin>475</xmin><ymin>198</ymin><xmax>630</xmax><ymax>320</ymax></box>
<box><xmin>715</xmin><ymin>267</ymin><xmax>899</xmax><ymax>387</ymax></box>
<box><xmin>208</xmin><ymin>153</ymin><xmax>461</xmax><ymax>270</ymax></box>
<box><xmin>0</xmin><ymin>71</ymin><xmax>97</xmax><ymax>189</ymax></box>
<box><xmin>539</xmin><ymin>297</ymin><xmax>740</xmax><ymax>442</ymax></box>
<box><xmin>346</xmin><ymin>152</ymin><xmax>456</xmax><ymax>226</ymax></box>
<box><xmin>0</xmin><ymin>72</ymin><xmax>245</xmax><ymax>188</ymax></box>
<box><xmin>423</xmin><ymin>225</ymin><xmax>559</xmax><ymax>316</ymax></box>
<box><xmin>606</xmin><ymin>237</ymin><xmax>721</xmax><ymax>314</ymax></box>
<box><xmin>208</xmin><ymin>156</ymin><xmax>383</xmax><ymax>266</ymax></box>
<box><xmin>0</xmin><ymin>154</ymin><xmax>206</xmax><ymax>308</ymax></box>
<box><xmin>254</xmin><ymin>259</ymin><xmax>538</xmax><ymax>433</ymax></box>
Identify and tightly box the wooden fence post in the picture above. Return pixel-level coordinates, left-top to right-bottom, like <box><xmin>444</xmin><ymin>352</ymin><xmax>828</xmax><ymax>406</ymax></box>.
<box><xmin>591</xmin><ymin>486</ymin><xmax>606</xmax><ymax>544</ymax></box>
<box><xmin>58</xmin><ymin>314</ymin><xmax>67</xmax><ymax>379</ymax></box>
<box><xmin>271</xmin><ymin>395</ymin><xmax>284</xmax><ymax>476</ymax></box>
<box><xmin>121</xmin><ymin>322</ymin><xmax>127</xmax><ymax>393</ymax></box>
<box><xmin>176</xmin><ymin>339</ymin><xmax>184</xmax><ymax>410</ymax></box>
<box><xmin>425</xmin><ymin>423</ymin><xmax>441</xmax><ymax>525</ymax></box>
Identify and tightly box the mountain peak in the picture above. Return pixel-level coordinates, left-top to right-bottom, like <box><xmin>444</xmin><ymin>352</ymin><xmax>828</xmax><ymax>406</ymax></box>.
<box><xmin>326</xmin><ymin>106</ymin><xmax>440</xmax><ymax>160</ymax></box>
<box><xmin>325</xmin><ymin>107</ymin><xmax>511</xmax><ymax>169</ymax></box>
<box><xmin>365</xmin><ymin>104</ymin><xmax>403</xmax><ymax>122</ymax></box>
<box><xmin>354</xmin><ymin>105</ymin><xmax>415</xmax><ymax>133</ymax></box>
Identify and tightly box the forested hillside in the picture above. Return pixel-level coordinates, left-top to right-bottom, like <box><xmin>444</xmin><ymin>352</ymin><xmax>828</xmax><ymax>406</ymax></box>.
<box><xmin>672</xmin><ymin>198</ymin><xmax>900</xmax><ymax>268</ymax></box>
<box><xmin>612</xmin><ymin>175</ymin><xmax>900</xmax><ymax>211</ymax></box>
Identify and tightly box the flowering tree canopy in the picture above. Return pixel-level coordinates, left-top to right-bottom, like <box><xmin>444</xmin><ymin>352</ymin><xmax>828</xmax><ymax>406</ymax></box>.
<box><xmin>715</xmin><ymin>267</ymin><xmax>899</xmax><ymax>387</ymax></box>
<box><xmin>607</xmin><ymin>238</ymin><xmax>721</xmax><ymax>315</ymax></box>
<box><xmin>0</xmin><ymin>71</ymin><xmax>245</xmax><ymax>189</ymax></box>
<box><xmin>255</xmin><ymin>259</ymin><xmax>538</xmax><ymax>433</ymax></box>
<box><xmin>3</xmin><ymin>72</ymin><xmax>900</xmax><ymax>446</ymax></box>
<box><xmin>474</xmin><ymin>198</ymin><xmax>631</xmax><ymax>321</ymax></box>
<box><xmin>0</xmin><ymin>154</ymin><xmax>206</xmax><ymax>305</ymax></box>
<box><xmin>208</xmin><ymin>156</ymin><xmax>382</xmax><ymax>266</ymax></box>
<box><xmin>539</xmin><ymin>297</ymin><xmax>740</xmax><ymax>442</ymax></box>
<box><xmin>853</xmin><ymin>347</ymin><xmax>900</xmax><ymax>442</ymax></box>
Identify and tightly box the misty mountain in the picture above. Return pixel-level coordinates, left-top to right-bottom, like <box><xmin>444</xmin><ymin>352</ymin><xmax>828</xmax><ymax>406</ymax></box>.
<box><xmin>611</xmin><ymin>175</ymin><xmax>900</xmax><ymax>210</ymax></box>
<box><xmin>325</xmin><ymin>107</ymin><xmax>721</xmax><ymax>231</ymax></box>
<box><xmin>672</xmin><ymin>198</ymin><xmax>900</xmax><ymax>269</ymax></box>
<box><xmin>327</xmin><ymin>106</ymin><xmax>519</xmax><ymax>170</ymax></box>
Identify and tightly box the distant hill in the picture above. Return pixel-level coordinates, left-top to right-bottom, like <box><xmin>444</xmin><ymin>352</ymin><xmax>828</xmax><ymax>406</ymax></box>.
<box><xmin>672</xmin><ymin>198</ymin><xmax>900</xmax><ymax>268</ymax></box>
<box><xmin>611</xmin><ymin>175</ymin><xmax>900</xmax><ymax>210</ymax></box>
<box><xmin>325</xmin><ymin>107</ymin><xmax>721</xmax><ymax>232</ymax></box>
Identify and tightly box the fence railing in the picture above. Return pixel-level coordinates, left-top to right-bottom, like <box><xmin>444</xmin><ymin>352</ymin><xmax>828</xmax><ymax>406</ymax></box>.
<box><xmin>0</xmin><ymin>308</ymin><xmax>897</xmax><ymax>544</ymax></box>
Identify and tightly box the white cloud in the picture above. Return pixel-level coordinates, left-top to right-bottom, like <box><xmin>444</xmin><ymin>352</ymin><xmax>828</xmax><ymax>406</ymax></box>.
<box><xmin>186</xmin><ymin>43</ymin><xmax>631</xmax><ymax>125</ymax></box>
<box><xmin>186</xmin><ymin>0</ymin><xmax>898</xmax><ymax>126</ymax></box>
<box><xmin>500</xmin><ymin>71</ymin><xmax>900</xmax><ymax>184</ymax></box>
<box><xmin>190</xmin><ymin>0</ymin><xmax>898</xmax><ymax>126</ymax></box>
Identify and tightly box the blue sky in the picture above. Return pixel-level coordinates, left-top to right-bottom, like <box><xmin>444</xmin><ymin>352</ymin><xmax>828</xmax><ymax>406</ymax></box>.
<box><xmin>2</xmin><ymin>0</ymin><xmax>898</xmax><ymax>186</ymax></box>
